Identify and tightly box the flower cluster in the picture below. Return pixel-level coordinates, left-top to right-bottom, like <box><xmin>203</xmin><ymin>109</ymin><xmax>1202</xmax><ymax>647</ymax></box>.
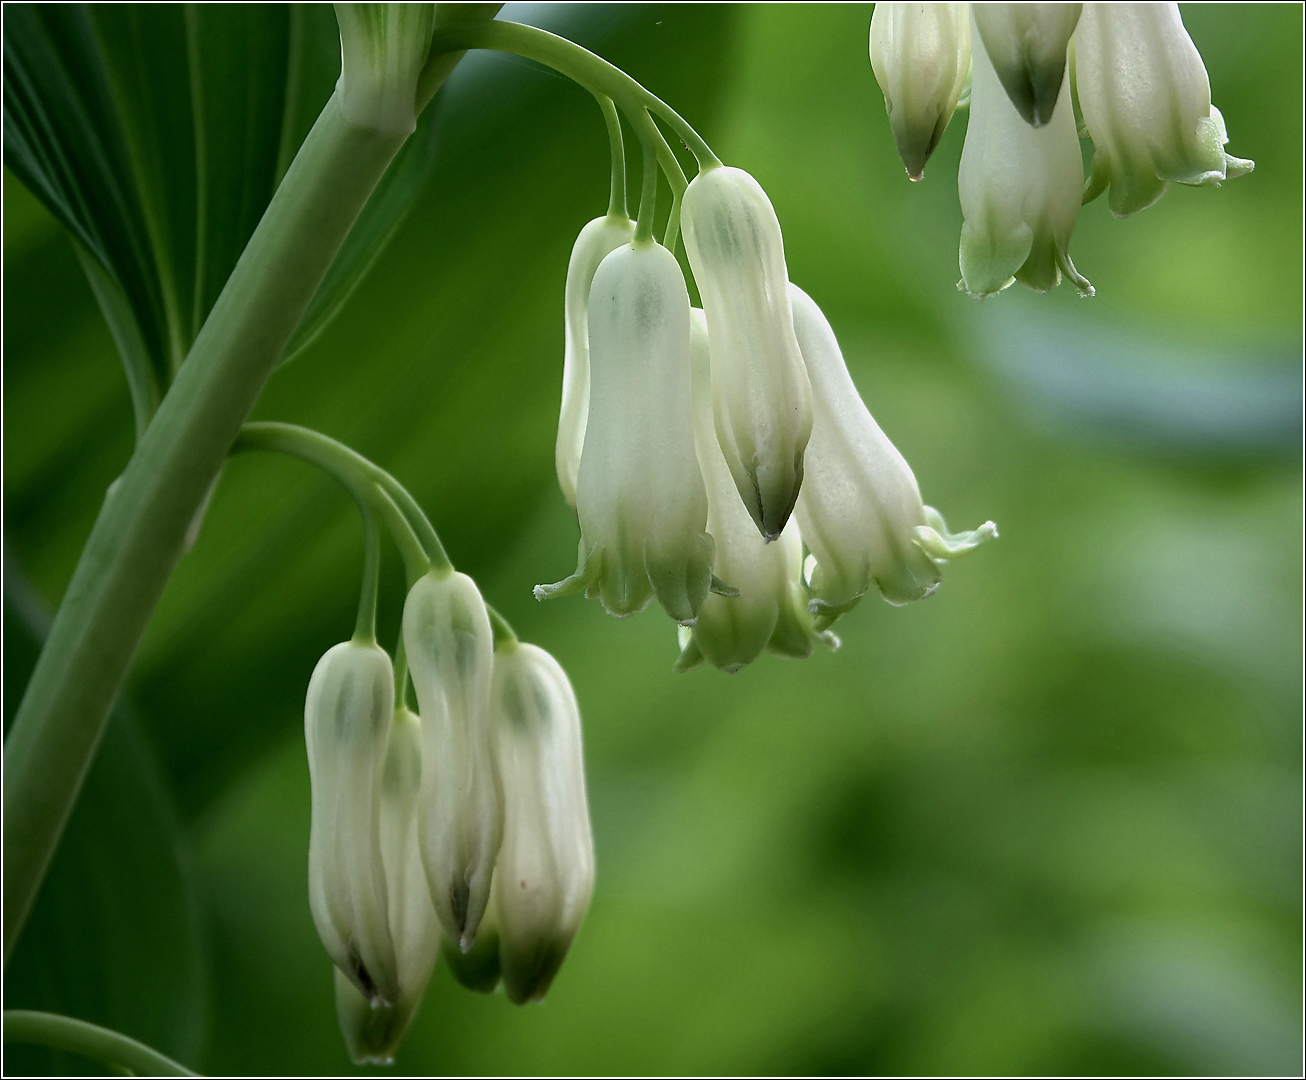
<box><xmin>542</xmin><ymin>165</ymin><xmax>996</xmax><ymax>671</ymax></box>
<box><xmin>306</xmin><ymin>569</ymin><xmax>593</xmax><ymax>1063</ymax></box>
<box><xmin>869</xmin><ymin>2</ymin><xmax>1254</xmax><ymax>297</ymax></box>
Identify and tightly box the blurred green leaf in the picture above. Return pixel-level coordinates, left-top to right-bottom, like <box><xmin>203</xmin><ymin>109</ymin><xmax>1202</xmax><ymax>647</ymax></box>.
<box><xmin>3</xmin><ymin>563</ymin><xmax>207</xmax><ymax>1077</ymax></box>
<box><xmin>2</xmin><ymin>3</ymin><xmax>446</xmax><ymax>410</ymax></box>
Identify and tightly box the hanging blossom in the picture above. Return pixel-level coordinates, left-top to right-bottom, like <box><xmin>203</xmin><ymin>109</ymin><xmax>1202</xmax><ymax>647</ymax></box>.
<box><xmin>868</xmin><ymin>1</ymin><xmax>1253</xmax><ymax>296</ymax></box>
<box><xmin>544</xmin><ymin>159</ymin><xmax>995</xmax><ymax>666</ymax></box>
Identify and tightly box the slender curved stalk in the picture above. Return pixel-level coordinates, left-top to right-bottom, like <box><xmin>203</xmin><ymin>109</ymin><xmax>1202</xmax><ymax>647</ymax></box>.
<box><xmin>429</xmin><ymin>21</ymin><xmax>720</xmax><ymax>168</ymax></box>
<box><xmin>231</xmin><ymin>423</ymin><xmax>437</xmax><ymax>584</ymax></box>
<box><xmin>599</xmin><ymin>95</ymin><xmax>627</xmax><ymax>217</ymax></box>
<box><xmin>353</xmin><ymin>506</ymin><xmax>381</xmax><ymax>644</ymax></box>
<box><xmin>634</xmin><ymin>139</ymin><xmax>659</xmax><ymax>243</ymax></box>
<box><xmin>3</xmin><ymin>1011</ymin><xmax>200</xmax><ymax>1077</ymax></box>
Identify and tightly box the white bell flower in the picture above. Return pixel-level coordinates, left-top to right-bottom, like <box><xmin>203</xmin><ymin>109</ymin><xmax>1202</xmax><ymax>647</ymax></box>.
<box><xmin>789</xmin><ymin>284</ymin><xmax>996</xmax><ymax>623</ymax></box>
<box><xmin>536</xmin><ymin>240</ymin><xmax>714</xmax><ymax>625</ymax></box>
<box><xmin>334</xmin><ymin>705</ymin><xmax>440</xmax><ymax>1065</ymax></box>
<box><xmin>491</xmin><ymin>642</ymin><xmax>595</xmax><ymax>1004</ymax></box>
<box><xmin>1075</xmin><ymin>2</ymin><xmax>1254</xmax><ymax>217</ymax></box>
<box><xmin>869</xmin><ymin>2</ymin><xmax>972</xmax><ymax>179</ymax></box>
<box><xmin>305</xmin><ymin>639</ymin><xmax>400</xmax><ymax>1008</ymax></box>
<box><xmin>971</xmin><ymin>3</ymin><xmax>1082</xmax><ymax>127</ymax></box>
<box><xmin>555</xmin><ymin>214</ymin><xmax>636</xmax><ymax>508</ymax></box>
<box><xmin>402</xmin><ymin>569</ymin><xmax>502</xmax><ymax>950</ymax></box>
<box><xmin>681</xmin><ymin>165</ymin><xmax>812</xmax><ymax>541</ymax></box>
<box><xmin>676</xmin><ymin>309</ymin><xmax>835</xmax><ymax>673</ymax></box>
<box><xmin>957</xmin><ymin>7</ymin><xmax>1091</xmax><ymax>297</ymax></box>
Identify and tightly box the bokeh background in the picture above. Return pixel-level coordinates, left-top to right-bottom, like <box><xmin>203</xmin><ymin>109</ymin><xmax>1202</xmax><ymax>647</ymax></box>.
<box><xmin>4</xmin><ymin>3</ymin><xmax>1301</xmax><ymax>1075</ymax></box>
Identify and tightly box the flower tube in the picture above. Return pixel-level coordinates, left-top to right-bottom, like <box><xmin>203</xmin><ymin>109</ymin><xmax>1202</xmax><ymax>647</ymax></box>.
<box><xmin>682</xmin><ymin>165</ymin><xmax>812</xmax><ymax>541</ymax></box>
<box><xmin>555</xmin><ymin>214</ymin><xmax>636</xmax><ymax>508</ymax></box>
<box><xmin>1076</xmin><ymin>2</ymin><xmax>1254</xmax><ymax>217</ymax></box>
<box><xmin>971</xmin><ymin>3</ymin><xmax>1081</xmax><ymax>127</ymax></box>
<box><xmin>677</xmin><ymin>309</ymin><xmax>834</xmax><ymax>673</ymax></box>
<box><xmin>305</xmin><ymin>639</ymin><xmax>399</xmax><ymax>1008</ymax></box>
<box><xmin>334</xmin><ymin>704</ymin><xmax>440</xmax><ymax>1065</ymax></box>
<box><xmin>789</xmin><ymin>284</ymin><xmax>995</xmax><ymax>624</ymax></box>
<box><xmin>869</xmin><ymin>2</ymin><xmax>972</xmax><ymax>179</ymax></box>
<box><xmin>957</xmin><ymin>7</ymin><xmax>1091</xmax><ymax>297</ymax></box>
<box><xmin>403</xmin><ymin>569</ymin><xmax>502</xmax><ymax>950</ymax></box>
<box><xmin>491</xmin><ymin>642</ymin><xmax>595</xmax><ymax>1005</ymax></box>
<box><xmin>537</xmin><ymin>240</ymin><xmax>713</xmax><ymax>625</ymax></box>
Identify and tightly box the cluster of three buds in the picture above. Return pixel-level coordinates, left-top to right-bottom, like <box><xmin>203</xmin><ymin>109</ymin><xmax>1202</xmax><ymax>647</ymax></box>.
<box><xmin>305</xmin><ymin>569</ymin><xmax>592</xmax><ymax>1063</ymax></box>
<box><xmin>547</xmin><ymin>164</ymin><xmax>995</xmax><ymax>671</ymax></box>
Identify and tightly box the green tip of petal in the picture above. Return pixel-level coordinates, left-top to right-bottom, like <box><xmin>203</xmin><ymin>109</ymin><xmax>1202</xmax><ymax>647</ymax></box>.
<box><xmin>913</xmin><ymin>507</ymin><xmax>999</xmax><ymax>562</ymax></box>
<box><xmin>709</xmin><ymin>574</ymin><xmax>740</xmax><ymax>598</ymax></box>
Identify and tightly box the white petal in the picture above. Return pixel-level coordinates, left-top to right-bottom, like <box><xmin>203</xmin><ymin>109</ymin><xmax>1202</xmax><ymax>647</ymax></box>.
<box><xmin>682</xmin><ymin>166</ymin><xmax>812</xmax><ymax>540</ymax></box>
<box><xmin>869</xmin><ymin>2</ymin><xmax>972</xmax><ymax>178</ymax></box>
<box><xmin>679</xmin><ymin>309</ymin><xmax>813</xmax><ymax>672</ymax></box>
<box><xmin>789</xmin><ymin>284</ymin><xmax>941</xmax><ymax>616</ymax></box>
<box><xmin>568</xmin><ymin>240</ymin><xmax>712</xmax><ymax>623</ymax></box>
<box><xmin>402</xmin><ymin>570</ymin><xmax>501</xmax><ymax>948</ymax></box>
<box><xmin>1076</xmin><ymin>3</ymin><xmax>1254</xmax><ymax>217</ymax></box>
<box><xmin>972</xmin><ymin>3</ymin><xmax>1082</xmax><ymax>127</ymax></box>
<box><xmin>958</xmin><ymin>7</ymin><xmax>1091</xmax><ymax>296</ymax></box>
<box><xmin>492</xmin><ymin>644</ymin><xmax>594</xmax><ymax>1004</ymax></box>
<box><xmin>556</xmin><ymin>215</ymin><xmax>636</xmax><ymax>507</ymax></box>
<box><xmin>305</xmin><ymin>639</ymin><xmax>399</xmax><ymax>1006</ymax></box>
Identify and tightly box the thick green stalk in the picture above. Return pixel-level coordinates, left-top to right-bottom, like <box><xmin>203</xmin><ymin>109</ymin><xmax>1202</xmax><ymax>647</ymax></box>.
<box><xmin>3</xmin><ymin>1011</ymin><xmax>199</xmax><ymax>1077</ymax></box>
<box><xmin>2</xmin><ymin>98</ymin><xmax>407</xmax><ymax>964</ymax></box>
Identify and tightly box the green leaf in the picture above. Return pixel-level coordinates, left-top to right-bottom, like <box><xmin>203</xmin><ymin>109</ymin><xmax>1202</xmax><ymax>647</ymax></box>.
<box><xmin>3</xmin><ymin>3</ymin><xmax>446</xmax><ymax>416</ymax></box>
<box><xmin>2</xmin><ymin>567</ymin><xmax>208</xmax><ymax>1078</ymax></box>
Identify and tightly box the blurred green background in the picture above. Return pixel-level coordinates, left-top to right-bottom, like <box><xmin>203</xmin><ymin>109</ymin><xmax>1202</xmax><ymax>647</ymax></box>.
<box><xmin>3</xmin><ymin>3</ymin><xmax>1301</xmax><ymax>1075</ymax></box>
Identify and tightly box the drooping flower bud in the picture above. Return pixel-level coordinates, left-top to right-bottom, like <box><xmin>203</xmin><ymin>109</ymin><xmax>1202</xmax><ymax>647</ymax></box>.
<box><xmin>305</xmin><ymin>639</ymin><xmax>399</xmax><ymax>1008</ymax></box>
<box><xmin>1075</xmin><ymin>3</ymin><xmax>1254</xmax><ymax>217</ymax></box>
<box><xmin>334</xmin><ymin>705</ymin><xmax>441</xmax><ymax>1065</ymax></box>
<box><xmin>402</xmin><ymin>569</ymin><xmax>502</xmax><ymax>949</ymax></box>
<box><xmin>491</xmin><ymin>642</ymin><xmax>595</xmax><ymax>1004</ymax></box>
<box><xmin>334</xmin><ymin>3</ymin><xmax>437</xmax><ymax>136</ymax></box>
<box><xmin>676</xmin><ymin>309</ymin><xmax>835</xmax><ymax>673</ymax></box>
<box><xmin>441</xmin><ymin>880</ymin><xmax>502</xmax><ymax>993</ymax></box>
<box><xmin>971</xmin><ymin>3</ymin><xmax>1081</xmax><ymax>128</ymax></box>
<box><xmin>556</xmin><ymin>214</ymin><xmax>637</xmax><ymax>508</ymax></box>
<box><xmin>868</xmin><ymin>2</ymin><xmax>972</xmax><ymax>180</ymax></box>
<box><xmin>536</xmin><ymin>240</ymin><xmax>714</xmax><ymax>624</ymax></box>
<box><xmin>957</xmin><ymin>7</ymin><xmax>1091</xmax><ymax>297</ymax></box>
<box><xmin>682</xmin><ymin>165</ymin><xmax>813</xmax><ymax>541</ymax></box>
<box><xmin>789</xmin><ymin>284</ymin><xmax>996</xmax><ymax>625</ymax></box>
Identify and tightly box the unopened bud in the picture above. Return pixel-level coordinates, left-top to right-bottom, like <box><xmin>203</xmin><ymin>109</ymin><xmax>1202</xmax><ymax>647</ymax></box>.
<box><xmin>333</xmin><ymin>708</ymin><xmax>440</xmax><ymax>1064</ymax></box>
<box><xmin>491</xmin><ymin>642</ymin><xmax>595</xmax><ymax>1004</ymax></box>
<box><xmin>556</xmin><ymin>214</ymin><xmax>636</xmax><ymax>508</ymax></box>
<box><xmin>869</xmin><ymin>2</ymin><xmax>972</xmax><ymax>179</ymax></box>
<box><xmin>971</xmin><ymin>3</ymin><xmax>1081</xmax><ymax>128</ymax></box>
<box><xmin>682</xmin><ymin>165</ymin><xmax>812</xmax><ymax>541</ymax></box>
<box><xmin>403</xmin><ymin>569</ymin><xmax>502</xmax><ymax>949</ymax></box>
<box><xmin>305</xmin><ymin>639</ymin><xmax>399</xmax><ymax>1008</ymax></box>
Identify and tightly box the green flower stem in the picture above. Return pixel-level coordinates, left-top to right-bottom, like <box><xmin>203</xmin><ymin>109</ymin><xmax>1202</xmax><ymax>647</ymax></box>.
<box><xmin>428</xmin><ymin>20</ymin><xmax>720</xmax><ymax>168</ymax></box>
<box><xmin>231</xmin><ymin>422</ymin><xmax>438</xmax><ymax>584</ymax></box>
<box><xmin>486</xmin><ymin>604</ymin><xmax>519</xmax><ymax>649</ymax></box>
<box><xmin>600</xmin><ymin>94</ymin><xmax>627</xmax><ymax>218</ymax></box>
<box><xmin>634</xmin><ymin>139</ymin><xmax>660</xmax><ymax>243</ymax></box>
<box><xmin>353</xmin><ymin>506</ymin><xmax>381</xmax><ymax>645</ymax></box>
<box><xmin>3</xmin><ymin>98</ymin><xmax>414</xmax><ymax>965</ymax></box>
<box><xmin>3</xmin><ymin>1011</ymin><xmax>200</xmax><ymax>1077</ymax></box>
